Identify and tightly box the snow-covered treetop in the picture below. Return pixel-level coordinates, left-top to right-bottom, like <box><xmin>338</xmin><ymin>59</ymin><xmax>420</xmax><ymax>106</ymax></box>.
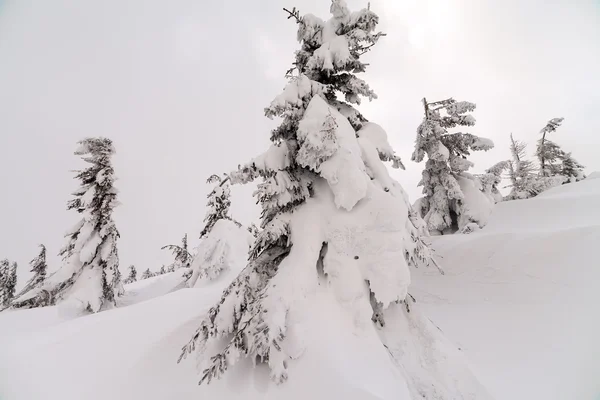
<box><xmin>64</xmin><ymin>138</ymin><xmax>118</xmax><ymax>231</ymax></box>
<box><xmin>229</xmin><ymin>0</ymin><xmax>401</xmax><ymax>229</ymax></box>
<box><xmin>200</xmin><ymin>174</ymin><xmax>233</xmax><ymax>239</ymax></box>
<box><xmin>29</xmin><ymin>244</ymin><xmax>47</xmax><ymax>276</ymax></box>
<box><xmin>485</xmin><ymin>160</ymin><xmax>510</xmax><ymax>177</ymax></box>
<box><xmin>161</xmin><ymin>234</ymin><xmax>192</xmax><ymax>270</ymax></box>
<box><xmin>540</xmin><ymin>117</ymin><xmax>564</xmax><ymax>135</ymax></box>
<box><xmin>412</xmin><ymin>98</ymin><xmax>492</xmax><ymax>169</ymax></box>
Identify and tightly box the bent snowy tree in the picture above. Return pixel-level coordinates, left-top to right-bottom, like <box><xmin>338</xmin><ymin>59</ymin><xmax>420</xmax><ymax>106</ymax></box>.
<box><xmin>19</xmin><ymin>138</ymin><xmax>121</xmax><ymax>313</ymax></box>
<box><xmin>11</xmin><ymin>245</ymin><xmax>48</xmax><ymax>309</ymax></box>
<box><xmin>412</xmin><ymin>98</ymin><xmax>494</xmax><ymax>234</ymax></box>
<box><xmin>179</xmin><ymin>0</ymin><xmax>440</xmax><ymax>387</ymax></box>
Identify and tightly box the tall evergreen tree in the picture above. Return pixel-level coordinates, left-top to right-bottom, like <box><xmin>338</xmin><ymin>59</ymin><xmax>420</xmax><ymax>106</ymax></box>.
<box><xmin>11</xmin><ymin>245</ymin><xmax>49</xmax><ymax>309</ymax></box>
<box><xmin>123</xmin><ymin>265</ymin><xmax>137</xmax><ymax>284</ymax></box>
<box><xmin>179</xmin><ymin>1</ymin><xmax>439</xmax><ymax>386</ymax></box>
<box><xmin>162</xmin><ymin>234</ymin><xmax>192</xmax><ymax>271</ymax></box>
<box><xmin>412</xmin><ymin>97</ymin><xmax>494</xmax><ymax>233</ymax></box>
<box><xmin>25</xmin><ymin>138</ymin><xmax>120</xmax><ymax>313</ymax></box>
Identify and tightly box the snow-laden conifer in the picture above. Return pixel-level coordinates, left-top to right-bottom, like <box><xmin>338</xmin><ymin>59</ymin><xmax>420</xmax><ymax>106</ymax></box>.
<box><xmin>11</xmin><ymin>245</ymin><xmax>49</xmax><ymax>309</ymax></box>
<box><xmin>536</xmin><ymin>118</ymin><xmax>584</xmax><ymax>182</ymax></box>
<box><xmin>162</xmin><ymin>234</ymin><xmax>192</xmax><ymax>271</ymax></box>
<box><xmin>477</xmin><ymin>161</ymin><xmax>510</xmax><ymax>203</ymax></box>
<box><xmin>412</xmin><ymin>97</ymin><xmax>494</xmax><ymax>233</ymax></box>
<box><xmin>140</xmin><ymin>268</ymin><xmax>154</xmax><ymax>280</ymax></box>
<box><xmin>188</xmin><ymin>177</ymin><xmax>250</xmax><ymax>286</ymax></box>
<box><xmin>22</xmin><ymin>138</ymin><xmax>121</xmax><ymax>313</ymax></box>
<box><xmin>0</xmin><ymin>259</ymin><xmax>17</xmax><ymax>309</ymax></box>
<box><xmin>123</xmin><ymin>265</ymin><xmax>137</xmax><ymax>284</ymax></box>
<box><xmin>179</xmin><ymin>1</ymin><xmax>441</xmax><ymax>388</ymax></box>
<box><xmin>505</xmin><ymin>133</ymin><xmax>565</xmax><ymax>200</ymax></box>
<box><xmin>200</xmin><ymin>175</ymin><xmax>235</xmax><ymax>239</ymax></box>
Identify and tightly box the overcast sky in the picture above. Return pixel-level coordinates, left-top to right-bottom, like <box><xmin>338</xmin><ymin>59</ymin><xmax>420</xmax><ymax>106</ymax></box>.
<box><xmin>1</xmin><ymin>0</ymin><xmax>599</xmax><ymax>283</ymax></box>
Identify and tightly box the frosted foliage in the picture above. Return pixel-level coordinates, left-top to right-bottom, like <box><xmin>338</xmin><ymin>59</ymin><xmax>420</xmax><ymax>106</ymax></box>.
<box><xmin>298</xmin><ymin>96</ymin><xmax>367</xmax><ymax>210</ymax></box>
<box><xmin>358</xmin><ymin>122</ymin><xmax>405</xmax><ymax>169</ymax></box>
<box><xmin>24</xmin><ymin>138</ymin><xmax>120</xmax><ymax>313</ymax></box>
<box><xmin>179</xmin><ymin>1</ymin><xmax>441</xmax><ymax>389</ymax></box>
<box><xmin>188</xmin><ymin>220</ymin><xmax>253</xmax><ymax>287</ymax></box>
<box><xmin>412</xmin><ymin>98</ymin><xmax>494</xmax><ymax>234</ymax></box>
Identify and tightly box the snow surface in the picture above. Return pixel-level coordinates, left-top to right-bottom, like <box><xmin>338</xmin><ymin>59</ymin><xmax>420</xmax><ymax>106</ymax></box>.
<box><xmin>1</xmin><ymin>178</ymin><xmax>598</xmax><ymax>399</ymax></box>
<box><xmin>456</xmin><ymin>175</ymin><xmax>494</xmax><ymax>230</ymax></box>
<box><xmin>411</xmin><ymin>177</ymin><xmax>600</xmax><ymax>400</ymax></box>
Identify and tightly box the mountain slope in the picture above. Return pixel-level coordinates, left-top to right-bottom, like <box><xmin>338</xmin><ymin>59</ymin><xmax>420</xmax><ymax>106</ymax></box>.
<box><xmin>411</xmin><ymin>177</ymin><xmax>600</xmax><ymax>400</ymax></box>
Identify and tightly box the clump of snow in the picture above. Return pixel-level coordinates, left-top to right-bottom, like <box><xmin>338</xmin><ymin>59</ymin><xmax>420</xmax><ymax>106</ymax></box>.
<box><xmin>456</xmin><ymin>175</ymin><xmax>494</xmax><ymax>229</ymax></box>
<box><xmin>187</xmin><ymin>219</ymin><xmax>253</xmax><ymax>288</ymax></box>
<box><xmin>298</xmin><ymin>95</ymin><xmax>368</xmax><ymax>210</ymax></box>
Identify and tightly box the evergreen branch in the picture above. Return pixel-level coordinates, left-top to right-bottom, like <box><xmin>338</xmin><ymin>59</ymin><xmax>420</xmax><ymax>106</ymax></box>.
<box><xmin>161</xmin><ymin>244</ymin><xmax>193</xmax><ymax>260</ymax></box>
<box><xmin>283</xmin><ymin>7</ymin><xmax>303</xmax><ymax>24</ymax></box>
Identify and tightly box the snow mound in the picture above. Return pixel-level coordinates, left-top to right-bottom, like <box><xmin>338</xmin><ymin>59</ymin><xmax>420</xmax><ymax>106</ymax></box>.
<box><xmin>585</xmin><ymin>170</ymin><xmax>600</xmax><ymax>180</ymax></box>
<box><xmin>187</xmin><ymin>219</ymin><xmax>253</xmax><ymax>288</ymax></box>
<box><xmin>118</xmin><ymin>269</ymin><xmax>188</xmax><ymax>307</ymax></box>
<box><xmin>456</xmin><ymin>175</ymin><xmax>494</xmax><ymax>229</ymax></box>
<box><xmin>411</xmin><ymin>178</ymin><xmax>600</xmax><ymax>400</ymax></box>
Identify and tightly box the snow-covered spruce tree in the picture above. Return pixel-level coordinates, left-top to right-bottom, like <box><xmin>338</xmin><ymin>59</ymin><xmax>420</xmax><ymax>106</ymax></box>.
<box><xmin>123</xmin><ymin>265</ymin><xmax>137</xmax><ymax>284</ymax></box>
<box><xmin>199</xmin><ymin>175</ymin><xmax>235</xmax><ymax>239</ymax></box>
<box><xmin>412</xmin><ymin>97</ymin><xmax>494</xmax><ymax>234</ymax></box>
<box><xmin>178</xmin><ymin>2</ymin><xmax>447</xmax><ymax>391</ymax></box>
<box><xmin>141</xmin><ymin>268</ymin><xmax>154</xmax><ymax>280</ymax></box>
<box><xmin>23</xmin><ymin>138</ymin><xmax>120</xmax><ymax>313</ymax></box>
<box><xmin>162</xmin><ymin>234</ymin><xmax>192</xmax><ymax>271</ymax></box>
<box><xmin>536</xmin><ymin>118</ymin><xmax>584</xmax><ymax>182</ymax></box>
<box><xmin>477</xmin><ymin>161</ymin><xmax>510</xmax><ymax>203</ymax></box>
<box><xmin>560</xmin><ymin>151</ymin><xmax>585</xmax><ymax>182</ymax></box>
<box><xmin>0</xmin><ymin>259</ymin><xmax>17</xmax><ymax>309</ymax></box>
<box><xmin>11</xmin><ymin>245</ymin><xmax>49</xmax><ymax>309</ymax></box>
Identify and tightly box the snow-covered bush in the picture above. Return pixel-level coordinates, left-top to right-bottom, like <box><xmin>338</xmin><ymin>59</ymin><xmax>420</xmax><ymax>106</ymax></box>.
<box><xmin>21</xmin><ymin>138</ymin><xmax>121</xmax><ymax>313</ymax></box>
<box><xmin>412</xmin><ymin>97</ymin><xmax>494</xmax><ymax>234</ymax></box>
<box><xmin>179</xmin><ymin>0</ymin><xmax>441</xmax><ymax>387</ymax></box>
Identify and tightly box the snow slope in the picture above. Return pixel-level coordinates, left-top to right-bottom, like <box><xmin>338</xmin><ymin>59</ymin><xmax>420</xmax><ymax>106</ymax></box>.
<box><xmin>0</xmin><ymin>179</ymin><xmax>598</xmax><ymax>400</ymax></box>
<box><xmin>411</xmin><ymin>177</ymin><xmax>600</xmax><ymax>400</ymax></box>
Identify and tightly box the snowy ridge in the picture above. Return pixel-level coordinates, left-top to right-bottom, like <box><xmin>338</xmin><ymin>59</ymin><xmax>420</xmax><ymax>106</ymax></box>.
<box><xmin>411</xmin><ymin>177</ymin><xmax>600</xmax><ymax>400</ymax></box>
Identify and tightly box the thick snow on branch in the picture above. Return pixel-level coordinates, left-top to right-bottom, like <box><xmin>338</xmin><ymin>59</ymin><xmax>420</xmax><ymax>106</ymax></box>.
<box><xmin>298</xmin><ymin>95</ymin><xmax>368</xmax><ymax>210</ymax></box>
